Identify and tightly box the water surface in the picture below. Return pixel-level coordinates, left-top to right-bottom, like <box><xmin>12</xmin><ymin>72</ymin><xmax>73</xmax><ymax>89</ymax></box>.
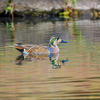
<box><xmin>0</xmin><ymin>17</ymin><xmax>100</xmax><ymax>100</ymax></box>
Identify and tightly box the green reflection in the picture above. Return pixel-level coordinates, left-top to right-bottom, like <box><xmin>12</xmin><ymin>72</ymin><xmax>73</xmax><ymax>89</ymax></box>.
<box><xmin>6</xmin><ymin>21</ymin><xmax>15</xmax><ymax>45</ymax></box>
<box><xmin>67</xmin><ymin>20</ymin><xmax>85</xmax><ymax>45</ymax></box>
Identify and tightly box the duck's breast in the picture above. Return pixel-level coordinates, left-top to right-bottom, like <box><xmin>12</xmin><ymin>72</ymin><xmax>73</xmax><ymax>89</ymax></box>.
<box><xmin>47</xmin><ymin>47</ymin><xmax>59</xmax><ymax>53</ymax></box>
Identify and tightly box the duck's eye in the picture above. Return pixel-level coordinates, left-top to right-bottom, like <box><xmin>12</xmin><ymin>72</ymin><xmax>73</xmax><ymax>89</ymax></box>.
<box><xmin>57</xmin><ymin>37</ymin><xmax>59</xmax><ymax>40</ymax></box>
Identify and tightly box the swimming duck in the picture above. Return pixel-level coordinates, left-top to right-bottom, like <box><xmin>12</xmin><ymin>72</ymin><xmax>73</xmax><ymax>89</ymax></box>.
<box><xmin>15</xmin><ymin>36</ymin><xmax>68</xmax><ymax>55</ymax></box>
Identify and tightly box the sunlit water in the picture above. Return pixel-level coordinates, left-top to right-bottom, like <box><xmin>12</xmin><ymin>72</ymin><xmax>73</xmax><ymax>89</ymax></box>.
<box><xmin>0</xmin><ymin>17</ymin><xmax>100</xmax><ymax>100</ymax></box>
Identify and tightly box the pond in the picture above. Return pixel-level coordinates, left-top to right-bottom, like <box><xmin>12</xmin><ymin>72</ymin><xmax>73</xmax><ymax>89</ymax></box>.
<box><xmin>0</xmin><ymin>17</ymin><xmax>100</xmax><ymax>100</ymax></box>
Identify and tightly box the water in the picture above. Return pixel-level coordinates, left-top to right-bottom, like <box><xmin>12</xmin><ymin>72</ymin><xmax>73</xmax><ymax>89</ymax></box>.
<box><xmin>0</xmin><ymin>17</ymin><xmax>100</xmax><ymax>100</ymax></box>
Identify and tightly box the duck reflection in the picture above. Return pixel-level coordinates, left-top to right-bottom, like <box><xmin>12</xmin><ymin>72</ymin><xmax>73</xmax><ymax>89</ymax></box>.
<box><xmin>15</xmin><ymin>53</ymin><xmax>68</xmax><ymax>69</ymax></box>
<box><xmin>49</xmin><ymin>53</ymin><xmax>61</xmax><ymax>69</ymax></box>
<box><xmin>15</xmin><ymin>53</ymin><xmax>48</xmax><ymax>65</ymax></box>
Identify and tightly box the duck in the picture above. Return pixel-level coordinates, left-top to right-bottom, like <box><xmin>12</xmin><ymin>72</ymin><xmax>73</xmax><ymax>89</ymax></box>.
<box><xmin>15</xmin><ymin>36</ymin><xmax>68</xmax><ymax>55</ymax></box>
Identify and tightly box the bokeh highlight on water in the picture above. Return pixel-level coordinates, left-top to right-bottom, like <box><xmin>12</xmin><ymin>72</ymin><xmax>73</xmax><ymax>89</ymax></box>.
<box><xmin>0</xmin><ymin>17</ymin><xmax>100</xmax><ymax>100</ymax></box>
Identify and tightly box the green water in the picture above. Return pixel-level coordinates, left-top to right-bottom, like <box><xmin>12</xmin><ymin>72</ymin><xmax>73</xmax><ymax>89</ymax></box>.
<box><xmin>0</xmin><ymin>17</ymin><xmax>100</xmax><ymax>100</ymax></box>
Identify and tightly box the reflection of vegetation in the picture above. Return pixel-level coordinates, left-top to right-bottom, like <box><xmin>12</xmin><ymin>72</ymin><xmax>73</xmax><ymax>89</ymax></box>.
<box><xmin>5</xmin><ymin>0</ymin><xmax>14</xmax><ymax>21</ymax></box>
<box><xmin>6</xmin><ymin>21</ymin><xmax>15</xmax><ymax>44</ymax></box>
<box><xmin>6</xmin><ymin>22</ymin><xmax>15</xmax><ymax>31</ymax></box>
<box><xmin>72</xmin><ymin>21</ymin><xmax>83</xmax><ymax>43</ymax></box>
<box><xmin>67</xmin><ymin>20</ymin><xmax>84</xmax><ymax>45</ymax></box>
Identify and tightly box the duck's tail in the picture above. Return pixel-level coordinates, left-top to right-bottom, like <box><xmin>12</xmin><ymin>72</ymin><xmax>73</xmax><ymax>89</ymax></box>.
<box><xmin>15</xmin><ymin>46</ymin><xmax>24</xmax><ymax>52</ymax></box>
<box><xmin>9</xmin><ymin>45</ymin><xmax>15</xmax><ymax>48</ymax></box>
<box><xmin>9</xmin><ymin>43</ymin><xmax>24</xmax><ymax>53</ymax></box>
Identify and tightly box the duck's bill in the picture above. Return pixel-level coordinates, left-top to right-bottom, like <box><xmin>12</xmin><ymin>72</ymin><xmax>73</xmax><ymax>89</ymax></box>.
<box><xmin>60</xmin><ymin>39</ymin><xmax>68</xmax><ymax>43</ymax></box>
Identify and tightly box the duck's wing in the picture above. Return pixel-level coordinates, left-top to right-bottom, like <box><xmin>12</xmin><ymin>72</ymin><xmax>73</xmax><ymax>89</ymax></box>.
<box><xmin>15</xmin><ymin>44</ymin><xmax>49</xmax><ymax>54</ymax></box>
<box><xmin>27</xmin><ymin>45</ymin><xmax>49</xmax><ymax>54</ymax></box>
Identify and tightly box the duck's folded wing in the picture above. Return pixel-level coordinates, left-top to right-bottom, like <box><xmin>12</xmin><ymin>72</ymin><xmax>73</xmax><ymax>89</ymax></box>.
<box><xmin>15</xmin><ymin>44</ymin><xmax>49</xmax><ymax>54</ymax></box>
<box><xmin>22</xmin><ymin>44</ymin><xmax>39</xmax><ymax>50</ymax></box>
<box><xmin>28</xmin><ymin>46</ymin><xmax>49</xmax><ymax>54</ymax></box>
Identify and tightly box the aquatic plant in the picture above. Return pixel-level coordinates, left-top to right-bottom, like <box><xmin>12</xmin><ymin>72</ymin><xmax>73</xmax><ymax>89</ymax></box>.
<box><xmin>59</xmin><ymin>0</ymin><xmax>77</xmax><ymax>18</ymax></box>
<box><xmin>65</xmin><ymin>0</ymin><xmax>69</xmax><ymax>4</ymax></box>
<box><xmin>72</xmin><ymin>0</ymin><xmax>77</xmax><ymax>5</ymax></box>
<box><xmin>5</xmin><ymin>0</ymin><xmax>14</xmax><ymax>20</ymax></box>
<box><xmin>60</xmin><ymin>9</ymin><xmax>70</xmax><ymax>16</ymax></box>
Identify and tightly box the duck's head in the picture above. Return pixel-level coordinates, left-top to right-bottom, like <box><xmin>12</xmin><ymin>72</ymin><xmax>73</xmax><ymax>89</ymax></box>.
<box><xmin>49</xmin><ymin>36</ymin><xmax>68</xmax><ymax>47</ymax></box>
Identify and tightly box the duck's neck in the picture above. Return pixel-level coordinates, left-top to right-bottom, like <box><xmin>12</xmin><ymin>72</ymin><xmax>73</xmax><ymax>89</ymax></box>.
<box><xmin>49</xmin><ymin>39</ymin><xmax>58</xmax><ymax>47</ymax></box>
<box><xmin>48</xmin><ymin>39</ymin><xmax>59</xmax><ymax>53</ymax></box>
